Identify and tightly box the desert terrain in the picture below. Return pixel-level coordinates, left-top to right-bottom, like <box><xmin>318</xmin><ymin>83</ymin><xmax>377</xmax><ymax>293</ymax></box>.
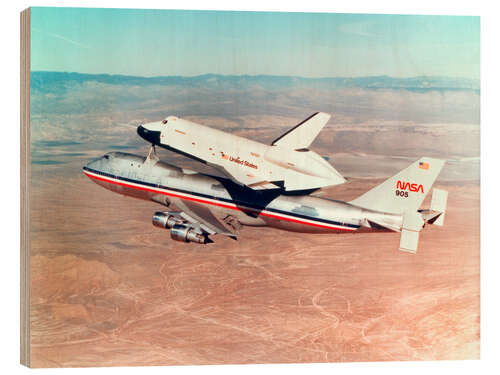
<box><xmin>27</xmin><ymin>73</ymin><xmax>480</xmax><ymax>366</ymax></box>
<box><xmin>28</xmin><ymin>166</ymin><xmax>479</xmax><ymax>367</ymax></box>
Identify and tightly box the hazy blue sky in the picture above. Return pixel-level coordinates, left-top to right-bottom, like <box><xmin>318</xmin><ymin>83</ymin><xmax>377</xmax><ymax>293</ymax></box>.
<box><xmin>30</xmin><ymin>7</ymin><xmax>480</xmax><ymax>78</ymax></box>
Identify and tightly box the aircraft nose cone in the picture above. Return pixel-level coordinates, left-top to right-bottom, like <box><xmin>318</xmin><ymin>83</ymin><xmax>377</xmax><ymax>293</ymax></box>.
<box><xmin>83</xmin><ymin>158</ymin><xmax>98</xmax><ymax>171</ymax></box>
<box><xmin>84</xmin><ymin>160</ymin><xmax>94</xmax><ymax>169</ymax></box>
<box><xmin>83</xmin><ymin>153</ymin><xmax>112</xmax><ymax>174</ymax></box>
<box><xmin>82</xmin><ymin>158</ymin><xmax>99</xmax><ymax>176</ymax></box>
<box><xmin>137</xmin><ymin>125</ymin><xmax>162</xmax><ymax>145</ymax></box>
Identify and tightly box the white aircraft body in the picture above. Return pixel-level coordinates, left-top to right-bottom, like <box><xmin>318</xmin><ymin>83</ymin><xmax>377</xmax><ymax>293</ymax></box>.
<box><xmin>83</xmin><ymin>147</ymin><xmax>447</xmax><ymax>253</ymax></box>
<box><xmin>137</xmin><ymin>113</ymin><xmax>345</xmax><ymax>192</ymax></box>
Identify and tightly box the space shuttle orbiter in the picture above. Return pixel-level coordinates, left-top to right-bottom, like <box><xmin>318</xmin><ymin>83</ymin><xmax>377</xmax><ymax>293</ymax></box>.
<box><xmin>137</xmin><ymin>112</ymin><xmax>345</xmax><ymax>192</ymax></box>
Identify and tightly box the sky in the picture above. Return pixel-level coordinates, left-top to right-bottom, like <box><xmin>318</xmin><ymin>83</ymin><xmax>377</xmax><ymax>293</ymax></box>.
<box><xmin>30</xmin><ymin>7</ymin><xmax>480</xmax><ymax>79</ymax></box>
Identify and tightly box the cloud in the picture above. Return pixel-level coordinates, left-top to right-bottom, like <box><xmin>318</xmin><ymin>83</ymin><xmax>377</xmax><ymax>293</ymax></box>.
<box><xmin>32</xmin><ymin>27</ymin><xmax>89</xmax><ymax>48</ymax></box>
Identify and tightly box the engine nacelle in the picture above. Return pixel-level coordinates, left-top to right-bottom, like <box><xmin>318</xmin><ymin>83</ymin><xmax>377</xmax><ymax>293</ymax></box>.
<box><xmin>170</xmin><ymin>224</ymin><xmax>208</xmax><ymax>244</ymax></box>
<box><xmin>152</xmin><ymin>212</ymin><xmax>183</xmax><ymax>229</ymax></box>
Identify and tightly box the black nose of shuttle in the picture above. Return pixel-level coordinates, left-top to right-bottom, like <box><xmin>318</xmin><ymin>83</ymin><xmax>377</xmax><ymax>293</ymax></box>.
<box><xmin>137</xmin><ymin>125</ymin><xmax>161</xmax><ymax>145</ymax></box>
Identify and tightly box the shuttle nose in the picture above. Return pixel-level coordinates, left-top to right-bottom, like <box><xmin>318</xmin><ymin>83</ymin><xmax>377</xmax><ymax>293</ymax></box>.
<box><xmin>137</xmin><ymin>124</ymin><xmax>161</xmax><ymax>145</ymax></box>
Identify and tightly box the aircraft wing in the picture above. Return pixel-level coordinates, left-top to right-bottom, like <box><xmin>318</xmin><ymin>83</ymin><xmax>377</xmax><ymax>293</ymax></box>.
<box><xmin>173</xmin><ymin>199</ymin><xmax>238</xmax><ymax>239</ymax></box>
<box><xmin>209</xmin><ymin>161</ymin><xmax>281</xmax><ymax>190</ymax></box>
<box><xmin>209</xmin><ymin>152</ymin><xmax>345</xmax><ymax>192</ymax></box>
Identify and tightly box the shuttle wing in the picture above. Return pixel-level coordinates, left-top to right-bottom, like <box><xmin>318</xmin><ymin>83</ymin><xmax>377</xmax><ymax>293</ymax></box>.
<box><xmin>271</xmin><ymin>112</ymin><xmax>331</xmax><ymax>149</ymax></box>
<box><xmin>210</xmin><ymin>161</ymin><xmax>281</xmax><ymax>190</ymax></box>
<box><xmin>212</xmin><ymin>159</ymin><xmax>344</xmax><ymax>192</ymax></box>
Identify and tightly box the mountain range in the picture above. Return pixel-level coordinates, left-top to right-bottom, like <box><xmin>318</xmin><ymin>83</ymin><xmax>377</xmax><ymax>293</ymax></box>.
<box><xmin>31</xmin><ymin>71</ymin><xmax>480</xmax><ymax>93</ymax></box>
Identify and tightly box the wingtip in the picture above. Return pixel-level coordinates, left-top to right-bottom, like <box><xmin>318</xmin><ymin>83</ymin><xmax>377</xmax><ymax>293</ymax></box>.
<box><xmin>316</xmin><ymin>111</ymin><xmax>331</xmax><ymax>119</ymax></box>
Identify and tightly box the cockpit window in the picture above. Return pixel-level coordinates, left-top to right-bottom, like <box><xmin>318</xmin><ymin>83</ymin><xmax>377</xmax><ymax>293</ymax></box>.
<box><xmin>162</xmin><ymin>119</ymin><xmax>168</xmax><ymax>124</ymax></box>
<box><xmin>103</xmin><ymin>155</ymin><xmax>110</xmax><ymax>159</ymax></box>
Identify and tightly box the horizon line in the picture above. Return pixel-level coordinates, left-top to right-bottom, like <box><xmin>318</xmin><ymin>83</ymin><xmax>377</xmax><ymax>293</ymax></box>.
<box><xmin>31</xmin><ymin>70</ymin><xmax>479</xmax><ymax>81</ymax></box>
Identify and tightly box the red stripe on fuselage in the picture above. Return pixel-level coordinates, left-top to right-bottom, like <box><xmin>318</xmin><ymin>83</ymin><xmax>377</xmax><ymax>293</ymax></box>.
<box><xmin>83</xmin><ymin>170</ymin><xmax>355</xmax><ymax>232</ymax></box>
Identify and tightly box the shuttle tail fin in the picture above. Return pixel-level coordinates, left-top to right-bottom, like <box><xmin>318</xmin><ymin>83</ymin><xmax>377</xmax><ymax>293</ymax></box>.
<box><xmin>271</xmin><ymin>112</ymin><xmax>331</xmax><ymax>149</ymax></box>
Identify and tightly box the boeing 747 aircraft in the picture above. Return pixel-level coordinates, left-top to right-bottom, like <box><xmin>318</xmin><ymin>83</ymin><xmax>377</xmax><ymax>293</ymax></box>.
<box><xmin>83</xmin><ymin>137</ymin><xmax>447</xmax><ymax>253</ymax></box>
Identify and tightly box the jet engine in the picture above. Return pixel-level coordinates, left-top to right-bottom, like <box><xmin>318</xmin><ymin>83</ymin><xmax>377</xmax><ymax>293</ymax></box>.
<box><xmin>152</xmin><ymin>211</ymin><xmax>183</xmax><ymax>229</ymax></box>
<box><xmin>152</xmin><ymin>212</ymin><xmax>210</xmax><ymax>244</ymax></box>
<box><xmin>170</xmin><ymin>224</ymin><xmax>209</xmax><ymax>244</ymax></box>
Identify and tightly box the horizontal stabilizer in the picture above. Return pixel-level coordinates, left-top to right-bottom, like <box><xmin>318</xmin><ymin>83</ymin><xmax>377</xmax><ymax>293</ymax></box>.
<box><xmin>271</xmin><ymin>112</ymin><xmax>331</xmax><ymax>149</ymax></box>
<box><xmin>398</xmin><ymin>211</ymin><xmax>424</xmax><ymax>254</ymax></box>
<box><xmin>430</xmin><ymin>188</ymin><xmax>448</xmax><ymax>226</ymax></box>
<box><xmin>419</xmin><ymin>209</ymin><xmax>442</xmax><ymax>224</ymax></box>
<box><xmin>399</xmin><ymin>229</ymin><xmax>420</xmax><ymax>254</ymax></box>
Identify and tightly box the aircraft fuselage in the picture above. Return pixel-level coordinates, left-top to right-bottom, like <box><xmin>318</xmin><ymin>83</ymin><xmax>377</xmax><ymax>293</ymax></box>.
<box><xmin>83</xmin><ymin>152</ymin><xmax>402</xmax><ymax>235</ymax></box>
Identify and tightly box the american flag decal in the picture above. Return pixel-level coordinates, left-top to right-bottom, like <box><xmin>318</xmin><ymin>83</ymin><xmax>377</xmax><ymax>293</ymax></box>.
<box><xmin>419</xmin><ymin>162</ymin><xmax>430</xmax><ymax>170</ymax></box>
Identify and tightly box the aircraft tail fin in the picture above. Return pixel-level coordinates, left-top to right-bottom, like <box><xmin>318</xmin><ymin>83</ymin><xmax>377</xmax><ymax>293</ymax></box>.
<box><xmin>349</xmin><ymin>157</ymin><xmax>446</xmax><ymax>215</ymax></box>
<box><xmin>271</xmin><ymin>112</ymin><xmax>331</xmax><ymax>149</ymax></box>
